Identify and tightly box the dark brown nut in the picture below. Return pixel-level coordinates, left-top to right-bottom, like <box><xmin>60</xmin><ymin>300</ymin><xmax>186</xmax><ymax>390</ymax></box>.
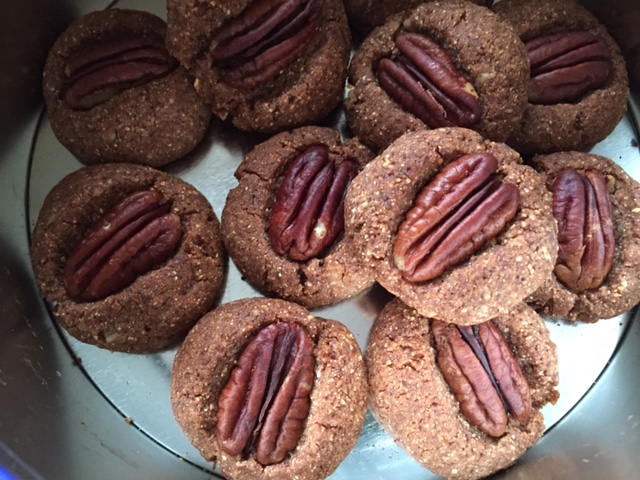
<box><xmin>211</xmin><ymin>0</ymin><xmax>323</xmax><ymax>89</ymax></box>
<box><xmin>375</xmin><ymin>33</ymin><xmax>482</xmax><ymax>129</ymax></box>
<box><xmin>217</xmin><ymin>322</ymin><xmax>315</xmax><ymax>465</ymax></box>
<box><xmin>526</xmin><ymin>31</ymin><xmax>612</xmax><ymax>105</ymax></box>
<box><xmin>393</xmin><ymin>152</ymin><xmax>520</xmax><ymax>283</ymax></box>
<box><xmin>432</xmin><ymin>319</ymin><xmax>532</xmax><ymax>438</ymax></box>
<box><xmin>269</xmin><ymin>145</ymin><xmax>358</xmax><ymax>262</ymax></box>
<box><xmin>552</xmin><ymin>168</ymin><xmax>616</xmax><ymax>291</ymax></box>
<box><xmin>63</xmin><ymin>36</ymin><xmax>178</xmax><ymax>110</ymax></box>
<box><xmin>63</xmin><ymin>190</ymin><xmax>183</xmax><ymax>302</ymax></box>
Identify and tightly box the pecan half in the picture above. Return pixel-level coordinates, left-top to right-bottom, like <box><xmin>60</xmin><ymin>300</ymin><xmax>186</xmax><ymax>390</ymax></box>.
<box><xmin>217</xmin><ymin>322</ymin><xmax>315</xmax><ymax>465</ymax></box>
<box><xmin>376</xmin><ymin>33</ymin><xmax>482</xmax><ymax>129</ymax></box>
<box><xmin>526</xmin><ymin>31</ymin><xmax>611</xmax><ymax>105</ymax></box>
<box><xmin>63</xmin><ymin>36</ymin><xmax>178</xmax><ymax>110</ymax></box>
<box><xmin>552</xmin><ymin>169</ymin><xmax>616</xmax><ymax>291</ymax></box>
<box><xmin>269</xmin><ymin>145</ymin><xmax>358</xmax><ymax>262</ymax></box>
<box><xmin>211</xmin><ymin>0</ymin><xmax>323</xmax><ymax>89</ymax></box>
<box><xmin>393</xmin><ymin>153</ymin><xmax>520</xmax><ymax>282</ymax></box>
<box><xmin>64</xmin><ymin>190</ymin><xmax>183</xmax><ymax>301</ymax></box>
<box><xmin>432</xmin><ymin>319</ymin><xmax>532</xmax><ymax>438</ymax></box>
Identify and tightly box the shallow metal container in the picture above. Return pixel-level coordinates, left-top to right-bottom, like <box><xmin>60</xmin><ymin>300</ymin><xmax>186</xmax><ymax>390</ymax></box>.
<box><xmin>1</xmin><ymin>1</ymin><xmax>639</xmax><ymax>479</ymax></box>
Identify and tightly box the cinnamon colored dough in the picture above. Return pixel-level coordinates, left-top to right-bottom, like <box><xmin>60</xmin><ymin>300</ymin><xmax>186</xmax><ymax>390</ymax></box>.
<box><xmin>527</xmin><ymin>151</ymin><xmax>640</xmax><ymax>322</ymax></box>
<box><xmin>30</xmin><ymin>163</ymin><xmax>226</xmax><ymax>353</ymax></box>
<box><xmin>344</xmin><ymin>127</ymin><xmax>558</xmax><ymax>325</ymax></box>
<box><xmin>170</xmin><ymin>297</ymin><xmax>368</xmax><ymax>480</ymax></box>
<box><xmin>366</xmin><ymin>298</ymin><xmax>559</xmax><ymax>480</ymax></box>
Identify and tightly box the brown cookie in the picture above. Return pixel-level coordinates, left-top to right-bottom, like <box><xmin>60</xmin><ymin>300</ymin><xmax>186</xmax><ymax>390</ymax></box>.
<box><xmin>344</xmin><ymin>0</ymin><xmax>529</xmax><ymax>152</ymax></box>
<box><xmin>170</xmin><ymin>298</ymin><xmax>368</xmax><ymax>480</ymax></box>
<box><xmin>344</xmin><ymin>127</ymin><xmax>558</xmax><ymax>325</ymax></box>
<box><xmin>221</xmin><ymin>126</ymin><xmax>376</xmax><ymax>308</ymax></box>
<box><xmin>30</xmin><ymin>163</ymin><xmax>226</xmax><ymax>353</ymax></box>
<box><xmin>166</xmin><ymin>0</ymin><xmax>351</xmax><ymax>133</ymax></box>
<box><xmin>527</xmin><ymin>151</ymin><xmax>640</xmax><ymax>322</ymax></box>
<box><xmin>366</xmin><ymin>298</ymin><xmax>559</xmax><ymax>480</ymax></box>
<box><xmin>43</xmin><ymin>9</ymin><xmax>211</xmax><ymax>167</ymax></box>
<box><xmin>493</xmin><ymin>0</ymin><xmax>629</xmax><ymax>156</ymax></box>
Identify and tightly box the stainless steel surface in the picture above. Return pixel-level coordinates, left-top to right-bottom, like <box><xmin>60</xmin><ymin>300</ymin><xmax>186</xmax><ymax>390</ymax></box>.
<box><xmin>1</xmin><ymin>1</ymin><xmax>640</xmax><ymax>480</ymax></box>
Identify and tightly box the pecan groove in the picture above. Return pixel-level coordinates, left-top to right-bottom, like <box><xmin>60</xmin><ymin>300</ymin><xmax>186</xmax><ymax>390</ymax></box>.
<box><xmin>393</xmin><ymin>153</ymin><xmax>520</xmax><ymax>282</ymax></box>
<box><xmin>64</xmin><ymin>191</ymin><xmax>183</xmax><ymax>301</ymax></box>
<box><xmin>552</xmin><ymin>169</ymin><xmax>615</xmax><ymax>291</ymax></box>
<box><xmin>376</xmin><ymin>33</ymin><xmax>482</xmax><ymax>128</ymax></box>
<box><xmin>526</xmin><ymin>31</ymin><xmax>611</xmax><ymax>105</ymax></box>
<box><xmin>432</xmin><ymin>319</ymin><xmax>532</xmax><ymax>437</ymax></box>
<box><xmin>64</xmin><ymin>37</ymin><xmax>178</xmax><ymax>110</ymax></box>
<box><xmin>217</xmin><ymin>322</ymin><xmax>315</xmax><ymax>465</ymax></box>
<box><xmin>269</xmin><ymin>145</ymin><xmax>358</xmax><ymax>262</ymax></box>
<box><xmin>211</xmin><ymin>0</ymin><xmax>323</xmax><ymax>89</ymax></box>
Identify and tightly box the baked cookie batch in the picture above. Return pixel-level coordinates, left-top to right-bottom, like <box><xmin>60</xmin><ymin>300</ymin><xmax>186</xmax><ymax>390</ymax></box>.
<box><xmin>31</xmin><ymin>1</ymin><xmax>640</xmax><ymax>479</ymax></box>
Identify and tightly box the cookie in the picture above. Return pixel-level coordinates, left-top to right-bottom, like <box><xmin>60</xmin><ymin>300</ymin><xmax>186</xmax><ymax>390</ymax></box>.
<box><xmin>366</xmin><ymin>298</ymin><xmax>559</xmax><ymax>480</ymax></box>
<box><xmin>170</xmin><ymin>298</ymin><xmax>368</xmax><ymax>480</ymax></box>
<box><xmin>527</xmin><ymin>151</ymin><xmax>640</xmax><ymax>322</ymax></box>
<box><xmin>221</xmin><ymin>126</ymin><xmax>376</xmax><ymax>308</ymax></box>
<box><xmin>30</xmin><ymin>163</ymin><xmax>226</xmax><ymax>353</ymax></box>
<box><xmin>166</xmin><ymin>0</ymin><xmax>351</xmax><ymax>133</ymax></box>
<box><xmin>493</xmin><ymin>0</ymin><xmax>629</xmax><ymax>156</ymax></box>
<box><xmin>344</xmin><ymin>0</ymin><xmax>529</xmax><ymax>152</ymax></box>
<box><xmin>43</xmin><ymin>9</ymin><xmax>211</xmax><ymax>167</ymax></box>
<box><xmin>344</xmin><ymin>127</ymin><xmax>558</xmax><ymax>325</ymax></box>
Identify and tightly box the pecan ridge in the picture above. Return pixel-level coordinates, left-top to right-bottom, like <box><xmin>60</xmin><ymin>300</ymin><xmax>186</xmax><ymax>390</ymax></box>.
<box><xmin>393</xmin><ymin>153</ymin><xmax>520</xmax><ymax>282</ymax></box>
<box><xmin>269</xmin><ymin>144</ymin><xmax>358</xmax><ymax>262</ymax></box>
<box><xmin>217</xmin><ymin>322</ymin><xmax>315</xmax><ymax>465</ymax></box>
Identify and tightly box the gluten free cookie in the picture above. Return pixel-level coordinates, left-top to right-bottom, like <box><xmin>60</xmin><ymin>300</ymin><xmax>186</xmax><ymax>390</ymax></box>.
<box><xmin>366</xmin><ymin>298</ymin><xmax>559</xmax><ymax>480</ymax></box>
<box><xmin>166</xmin><ymin>0</ymin><xmax>351</xmax><ymax>133</ymax></box>
<box><xmin>345</xmin><ymin>0</ymin><xmax>529</xmax><ymax>152</ymax></box>
<box><xmin>344</xmin><ymin>127</ymin><xmax>558</xmax><ymax>325</ymax></box>
<box><xmin>527</xmin><ymin>151</ymin><xmax>640</xmax><ymax>322</ymax></box>
<box><xmin>43</xmin><ymin>9</ymin><xmax>211</xmax><ymax>167</ymax></box>
<box><xmin>170</xmin><ymin>298</ymin><xmax>368</xmax><ymax>480</ymax></box>
<box><xmin>221</xmin><ymin>126</ymin><xmax>376</xmax><ymax>308</ymax></box>
<box><xmin>493</xmin><ymin>0</ymin><xmax>629</xmax><ymax>155</ymax></box>
<box><xmin>30</xmin><ymin>163</ymin><xmax>226</xmax><ymax>353</ymax></box>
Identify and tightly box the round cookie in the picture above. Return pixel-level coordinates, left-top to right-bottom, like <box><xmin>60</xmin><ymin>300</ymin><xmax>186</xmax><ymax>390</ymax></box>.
<box><xmin>344</xmin><ymin>0</ymin><xmax>529</xmax><ymax>152</ymax></box>
<box><xmin>30</xmin><ymin>163</ymin><xmax>226</xmax><ymax>353</ymax></box>
<box><xmin>493</xmin><ymin>0</ymin><xmax>629</xmax><ymax>156</ymax></box>
<box><xmin>221</xmin><ymin>126</ymin><xmax>376</xmax><ymax>308</ymax></box>
<box><xmin>170</xmin><ymin>298</ymin><xmax>368</xmax><ymax>480</ymax></box>
<box><xmin>366</xmin><ymin>298</ymin><xmax>559</xmax><ymax>480</ymax></box>
<box><xmin>166</xmin><ymin>0</ymin><xmax>351</xmax><ymax>133</ymax></box>
<box><xmin>527</xmin><ymin>151</ymin><xmax>640</xmax><ymax>322</ymax></box>
<box><xmin>344</xmin><ymin>127</ymin><xmax>558</xmax><ymax>325</ymax></box>
<box><xmin>43</xmin><ymin>9</ymin><xmax>211</xmax><ymax>167</ymax></box>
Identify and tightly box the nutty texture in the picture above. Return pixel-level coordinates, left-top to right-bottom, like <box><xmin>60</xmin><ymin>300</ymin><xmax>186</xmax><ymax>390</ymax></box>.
<box><xmin>528</xmin><ymin>152</ymin><xmax>640</xmax><ymax>322</ymax></box>
<box><xmin>30</xmin><ymin>164</ymin><xmax>226</xmax><ymax>353</ymax></box>
<box><xmin>344</xmin><ymin>128</ymin><xmax>558</xmax><ymax>325</ymax></box>
<box><xmin>64</xmin><ymin>190</ymin><xmax>183</xmax><ymax>302</ymax></box>
<box><xmin>43</xmin><ymin>9</ymin><xmax>211</xmax><ymax>167</ymax></box>
<box><xmin>393</xmin><ymin>153</ymin><xmax>520</xmax><ymax>282</ymax></box>
<box><xmin>366</xmin><ymin>299</ymin><xmax>559</xmax><ymax>480</ymax></box>
<box><xmin>222</xmin><ymin>126</ymin><xmax>376</xmax><ymax>308</ymax></box>
<box><xmin>170</xmin><ymin>298</ymin><xmax>368</xmax><ymax>480</ymax></box>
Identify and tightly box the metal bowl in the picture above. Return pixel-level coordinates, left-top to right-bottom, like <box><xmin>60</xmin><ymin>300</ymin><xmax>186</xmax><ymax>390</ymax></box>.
<box><xmin>1</xmin><ymin>1</ymin><xmax>639</xmax><ymax>479</ymax></box>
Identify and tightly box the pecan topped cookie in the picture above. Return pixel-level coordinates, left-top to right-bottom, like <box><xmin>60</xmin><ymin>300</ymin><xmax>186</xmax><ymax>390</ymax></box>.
<box><xmin>30</xmin><ymin>163</ymin><xmax>226</xmax><ymax>353</ymax></box>
<box><xmin>43</xmin><ymin>9</ymin><xmax>211</xmax><ymax>167</ymax></box>
<box><xmin>344</xmin><ymin>127</ymin><xmax>558</xmax><ymax>325</ymax></box>
<box><xmin>166</xmin><ymin>0</ymin><xmax>352</xmax><ymax>133</ymax></box>
<box><xmin>527</xmin><ymin>151</ymin><xmax>640</xmax><ymax>322</ymax></box>
<box><xmin>493</xmin><ymin>0</ymin><xmax>629</xmax><ymax>155</ymax></box>
<box><xmin>171</xmin><ymin>298</ymin><xmax>368</xmax><ymax>480</ymax></box>
<box><xmin>221</xmin><ymin>126</ymin><xmax>376</xmax><ymax>308</ymax></box>
<box><xmin>344</xmin><ymin>0</ymin><xmax>529</xmax><ymax>152</ymax></box>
